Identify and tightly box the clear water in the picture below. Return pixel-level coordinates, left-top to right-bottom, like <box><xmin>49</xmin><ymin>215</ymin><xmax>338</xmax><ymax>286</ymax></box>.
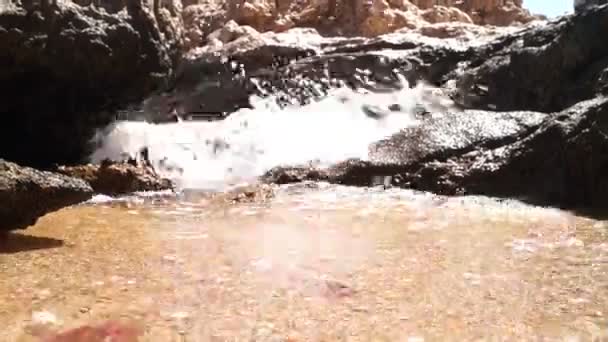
<box><xmin>2</xmin><ymin>186</ymin><xmax>608</xmax><ymax>341</ymax></box>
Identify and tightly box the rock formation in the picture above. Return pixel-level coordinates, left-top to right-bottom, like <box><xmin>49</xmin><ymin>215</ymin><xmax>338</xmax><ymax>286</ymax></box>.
<box><xmin>449</xmin><ymin>4</ymin><xmax>608</xmax><ymax>113</ymax></box>
<box><xmin>0</xmin><ymin>0</ymin><xmax>544</xmax><ymax>169</ymax></box>
<box><xmin>57</xmin><ymin>161</ymin><xmax>174</xmax><ymax>196</ymax></box>
<box><xmin>263</xmin><ymin>96</ymin><xmax>608</xmax><ymax>210</ymax></box>
<box><xmin>0</xmin><ymin>3</ymin><xmax>172</xmax><ymax>168</ymax></box>
<box><xmin>0</xmin><ymin>159</ymin><xmax>93</xmax><ymax>232</ymax></box>
<box><xmin>166</xmin><ymin>3</ymin><xmax>608</xmax><ymax>211</ymax></box>
<box><xmin>209</xmin><ymin>0</ymin><xmax>541</xmax><ymax>38</ymax></box>
<box><xmin>2</xmin><ymin>0</ymin><xmax>606</xmax><ymax>214</ymax></box>
<box><xmin>575</xmin><ymin>0</ymin><xmax>608</xmax><ymax>13</ymax></box>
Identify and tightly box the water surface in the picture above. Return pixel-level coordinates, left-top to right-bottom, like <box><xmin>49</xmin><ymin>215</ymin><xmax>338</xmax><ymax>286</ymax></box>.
<box><xmin>2</xmin><ymin>185</ymin><xmax>607</xmax><ymax>341</ymax></box>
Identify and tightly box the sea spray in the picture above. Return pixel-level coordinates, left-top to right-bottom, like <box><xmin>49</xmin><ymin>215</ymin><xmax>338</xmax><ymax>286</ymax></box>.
<box><xmin>90</xmin><ymin>78</ymin><xmax>457</xmax><ymax>190</ymax></box>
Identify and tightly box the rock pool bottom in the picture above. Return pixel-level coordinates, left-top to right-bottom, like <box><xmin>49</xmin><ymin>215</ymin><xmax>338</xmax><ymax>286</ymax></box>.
<box><xmin>2</xmin><ymin>184</ymin><xmax>608</xmax><ymax>341</ymax></box>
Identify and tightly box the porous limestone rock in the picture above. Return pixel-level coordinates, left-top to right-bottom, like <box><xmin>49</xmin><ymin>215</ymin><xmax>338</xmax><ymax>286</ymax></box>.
<box><xmin>0</xmin><ymin>159</ymin><xmax>93</xmax><ymax>232</ymax></box>
<box><xmin>57</xmin><ymin>161</ymin><xmax>174</xmax><ymax>196</ymax></box>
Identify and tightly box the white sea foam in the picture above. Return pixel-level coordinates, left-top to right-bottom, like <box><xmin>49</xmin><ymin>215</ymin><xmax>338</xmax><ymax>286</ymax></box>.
<box><xmin>90</xmin><ymin>78</ymin><xmax>454</xmax><ymax>190</ymax></box>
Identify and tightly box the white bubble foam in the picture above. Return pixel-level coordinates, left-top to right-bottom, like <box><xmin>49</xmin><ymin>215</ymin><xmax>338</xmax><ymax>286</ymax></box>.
<box><xmin>90</xmin><ymin>79</ymin><xmax>454</xmax><ymax>191</ymax></box>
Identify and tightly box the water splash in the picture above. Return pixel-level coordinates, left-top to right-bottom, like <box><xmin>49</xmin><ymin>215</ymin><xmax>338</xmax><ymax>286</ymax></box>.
<box><xmin>90</xmin><ymin>78</ymin><xmax>454</xmax><ymax>190</ymax></box>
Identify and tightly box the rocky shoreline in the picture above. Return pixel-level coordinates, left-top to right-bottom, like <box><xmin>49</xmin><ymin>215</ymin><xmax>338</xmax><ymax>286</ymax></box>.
<box><xmin>2</xmin><ymin>0</ymin><xmax>608</xmax><ymax>231</ymax></box>
<box><xmin>0</xmin><ymin>159</ymin><xmax>174</xmax><ymax>233</ymax></box>
<box><xmin>0</xmin><ymin>159</ymin><xmax>93</xmax><ymax>233</ymax></box>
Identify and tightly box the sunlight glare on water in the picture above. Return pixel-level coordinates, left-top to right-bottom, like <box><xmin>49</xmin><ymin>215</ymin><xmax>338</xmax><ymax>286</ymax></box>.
<box><xmin>3</xmin><ymin>185</ymin><xmax>608</xmax><ymax>341</ymax></box>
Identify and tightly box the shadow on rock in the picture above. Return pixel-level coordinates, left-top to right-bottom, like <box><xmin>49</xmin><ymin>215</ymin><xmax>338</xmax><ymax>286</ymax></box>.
<box><xmin>0</xmin><ymin>233</ymin><xmax>63</xmax><ymax>254</ymax></box>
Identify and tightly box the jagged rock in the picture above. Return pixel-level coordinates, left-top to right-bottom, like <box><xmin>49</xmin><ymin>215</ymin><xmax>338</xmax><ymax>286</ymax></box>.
<box><xmin>413</xmin><ymin>21</ymin><xmax>516</xmax><ymax>40</ymax></box>
<box><xmin>450</xmin><ymin>3</ymin><xmax>608</xmax><ymax>112</ymax></box>
<box><xmin>421</xmin><ymin>6</ymin><xmax>473</xmax><ymax>24</ymax></box>
<box><xmin>178</xmin><ymin>0</ymin><xmax>539</xmax><ymax>54</ymax></box>
<box><xmin>0</xmin><ymin>159</ymin><xmax>93</xmax><ymax>232</ymax></box>
<box><xmin>182</xmin><ymin>1</ymin><xmax>228</xmax><ymax>52</ymax></box>
<box><xmin>0</xmin><ymin>3</ymin><xmax>172</xmax><ymax>168</ymax></box>
<box><xmin>229</xmin><ymin>0</ymin><xmax>275</xmax><ymax>30</ymax></box>
<box><xmin>262</xmin><ymin>96</ymin><xmax>608</xmax><ymax>210</ymax></box>
<box><xmin>157</xmin><ymin>0</ymin><xmax>186</xmax><ymax>64</ymax></box>
<box><xmin>413</xmin><ymin>0</ymin><xmax>541</xmax><ymax>25</ymax></box>
<box><xmin>574</xmin><ymin>0</ymin><xmax>608</xmax><ymax>13</ymax></box>
<box><xmin>206</xmin><ymin>19</ymin><xmax>261</xmax><ymax>47</ymax></box>
<box><xmin>56</xmin><ymin>162</ymin><xmax>173</xmax><ymax>196</ymax></box>
<box><xmin>204</xmin><ymin>0</ymin><xmax>541</xmax><ymax>39</ymax></box>
<box><xmin>146</xmin><ymin>22</ymin><xmax>506</xmax><ymax>121</ymax></box>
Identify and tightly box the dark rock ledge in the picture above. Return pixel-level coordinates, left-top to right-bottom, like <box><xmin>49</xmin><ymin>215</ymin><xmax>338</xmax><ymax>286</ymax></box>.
<box><xmin>0</xmin><ymin>159</ymin><xmax>93</xmax><ymax>233</ymax></box>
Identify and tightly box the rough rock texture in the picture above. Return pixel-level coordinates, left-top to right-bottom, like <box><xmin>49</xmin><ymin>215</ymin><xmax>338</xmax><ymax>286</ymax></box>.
<box><xmin>56</xmin><ymin>162</ymin><xmax>174</xmax><ymax>196</ymax></box>
<box><xmin>234</xmin><ymin>6</ymin><xmax>608</xmax><ymax>207</ymax></box>
<box><xmin>0</xmin><ymin>0</ymin><xmax>542</xmax><ymax>171</ymax></box>
<box><xmin>413</xmin><ymin>0</ymin><xmax>539</xmax><ymax>26</ymax></box>
<box><xmin>169</xmin><ymin>4</ymin><xmax>602</xmax><ymax>117</ymax></box>
<box><xmin>182</xmin><ymin>1</ymin><xmax>228</xmax><ymax>51</ymax></box>
<box><xmin>178</xmin><ymin>0</ymin><xmax>541</xmax><ymax>55</ymax></box>
<box><xmin>144</xmin><ymin>19</ymin><xmax>518</xmax><ymax>121</ymax></box>
<box><xmin>220</xmin><ymin>0</ymin><xmax>540</xmax><ymax>37</ymax></box>
<box><xmin>262</xmin><ymin>97</ymin><xmax>608</xmax><ymax>210</ymax></box>
<box><xmin>575</xmin><ymin>0</ymin><xmax>608</xmax><ymax>13</ymax></box>
<box><xmin>0</xmin><ymin>3</ymin><xmax>172</xmax><ymax>168</ymax></box>
<box><xmin>0</xmin><ymin>159</ymin><xmax>93</xmax><ymax>232</ymax></box>
<box><xmin>450</xmin><ymin>3</ymin><xmax>608</xmax><ymax>113</ymax></box>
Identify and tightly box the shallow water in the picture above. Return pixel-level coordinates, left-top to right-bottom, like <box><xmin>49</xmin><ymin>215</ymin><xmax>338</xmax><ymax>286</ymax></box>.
<box><xmin>2</xmin><ymin>184</ymin><xmax>608</xmax><ymax>341</ymax></box>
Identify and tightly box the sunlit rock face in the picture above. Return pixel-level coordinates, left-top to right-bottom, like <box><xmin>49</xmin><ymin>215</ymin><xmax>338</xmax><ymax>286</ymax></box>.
<box><xmin>412</xmin><ymin>0</ymin><xmax>539</xmax><ymax>26</ymax></box>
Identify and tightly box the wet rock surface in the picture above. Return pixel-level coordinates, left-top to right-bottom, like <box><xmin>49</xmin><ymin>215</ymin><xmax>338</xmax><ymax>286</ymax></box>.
<box><xmin>57</xmin><ymin>161</ymin><xmax>174</xmax><ymax>196</ymax></box>
<box><xmin>247</xmin><ymin>6</ymin><xmax>605</xmax><ymax>211</ymax></box>
<box><xmin>0</xmin><ymin>3</ymin><xmax>172</xmax><ymax>168</ymax></box>
<box><xmin>2</xmin><ymin>0</ymin><xmax>607</xmax><ymax>213</ymax></box>
<box><xmin>146</xmin><ymin>25</ymin><xmax>494</xmax><ymax>120</ymax></box>
<box><xmin>0</xmin><ymin>159</ymin><xmax>93</xmax><ymax>232</ymax></box>
<box><xmin>181</xmin><ymin>183</ymin><xmax>275</xmax><ymax>205</ymax></box>
<box><xmin>163</xmin><ymin>4</ymin><xmax>608</xmax><ymax>119</ymax></box>
<box><xmin>450</xmin><ymin>4</ymin><xmax>608</xmax><ymax>112</ymax></box>
<box><xmin>263</xmin><ymin>97</ymin><xmax>608</xmax><ymax>210</ymax></box>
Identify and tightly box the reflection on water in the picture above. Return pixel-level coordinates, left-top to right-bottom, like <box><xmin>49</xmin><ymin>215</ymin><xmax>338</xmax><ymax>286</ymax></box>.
<box><xmin>1</xmin><ymin>185</ymin><xmax>608</xmax><ymax>341</ymax></box>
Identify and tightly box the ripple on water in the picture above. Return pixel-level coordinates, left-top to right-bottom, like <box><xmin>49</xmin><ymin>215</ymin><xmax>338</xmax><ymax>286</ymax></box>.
<box><xmin>3</xmin><ymin>186</ymin><xmax>608</xmax><ymax>340</ymax></box>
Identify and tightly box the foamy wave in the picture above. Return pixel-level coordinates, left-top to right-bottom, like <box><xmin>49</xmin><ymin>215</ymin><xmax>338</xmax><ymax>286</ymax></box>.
<box><xmin>90</xmin><ymin>78</ymin><xmax>455</xmax><ymax>190</ymax></box>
